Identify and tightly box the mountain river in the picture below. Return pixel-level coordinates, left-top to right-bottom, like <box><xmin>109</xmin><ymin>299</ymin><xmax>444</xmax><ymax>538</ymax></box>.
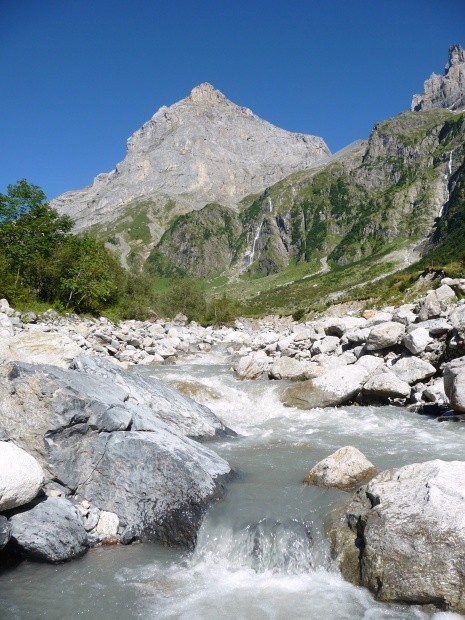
<box><xmin>1</xmin><ymin>348</ymin><xmax>465</xmax><ymax>619</ymax></box>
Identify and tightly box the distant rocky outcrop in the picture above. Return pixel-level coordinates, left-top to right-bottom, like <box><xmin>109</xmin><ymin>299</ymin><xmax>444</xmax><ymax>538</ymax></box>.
<box><xmin>51</xmin><ymin>83</ymin><xmax>329</xmax><ymax>234</ymax></box>
<box><xmin>412</xmin><ymin>44</ymin><xmax>465</xmax><ymax>112</ymax></box>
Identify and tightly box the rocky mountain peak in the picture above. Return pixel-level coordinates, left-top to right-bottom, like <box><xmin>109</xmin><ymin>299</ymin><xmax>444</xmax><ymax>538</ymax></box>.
<box><xmin>51</xmin><ymin>85</ymin><xmax>330</xmax><ymax>233</ymax></box>
<box><xmin>447</xmin><ymin>44</ymin><xmax>465</xmax><ymax>71</ymax></box>
<box><xmin>188</xmin><ymin>82</ymin><xmax>227</xmax><ymax>105</ymax></box>
<box><xmin>411</xmin><ymin>44</ymin><xmax>465</xmax><ymax>112</ymax></box>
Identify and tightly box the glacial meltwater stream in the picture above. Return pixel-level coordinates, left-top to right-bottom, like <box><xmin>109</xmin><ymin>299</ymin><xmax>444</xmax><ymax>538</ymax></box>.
<box><xmin>1</xmin><ymin>349</ymin><xmax>465</xmax><ymax>619</ymax></box>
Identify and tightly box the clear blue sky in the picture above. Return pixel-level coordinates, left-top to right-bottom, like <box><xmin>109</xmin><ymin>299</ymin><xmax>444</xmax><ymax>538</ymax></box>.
<box><xmin>1</xmin><ymin>0</ymin><xmax>464</xmax><ymax>201</ymax></box>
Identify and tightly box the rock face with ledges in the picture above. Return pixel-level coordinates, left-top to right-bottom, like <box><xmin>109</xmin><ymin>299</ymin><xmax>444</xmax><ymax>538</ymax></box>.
<box><xmin>51</xmin><ymin>83</ymin><xmax>329</xmax><ymax>233</ymax></box>
<box><xmin>412</xmin><ymin>44</ymin><xmax>465</xmax><ymax>112</ymax></box>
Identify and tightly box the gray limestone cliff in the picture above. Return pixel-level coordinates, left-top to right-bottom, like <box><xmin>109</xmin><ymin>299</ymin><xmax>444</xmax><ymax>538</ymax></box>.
<box><xmin>412</xmin><ymin>44</ymin><xmax>465</xmax><ymax>112</ymax></box>
<box><xmin>51</xmin><ymin>83</ymin><xmax>330</xmax><ymax>233</ymax></box>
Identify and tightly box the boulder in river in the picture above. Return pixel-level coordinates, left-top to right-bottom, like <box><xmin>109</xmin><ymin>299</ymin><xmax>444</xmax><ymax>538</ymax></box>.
<box><xmin>0</xmin><ymin>359</ymin><xmax>232</xmax><ymax>548</ymax></box>
<box><xmin>328</xmin><ymin>459</ymin><xmax>465</xmax><ymax>613</ymax></box>
<box><xmin>361</xmin><ymin>371</ymin><xmax>411</xmax><ymax>403</ymax></box>
<box><xmin>234</xmin><ymin>350</ymin><xmax>270</xmax><ymax>380</ymax></box>
<box><xmin>70</xmin><ymin>355</ymin><xmax>230</xmax><ymax>440</ymax></box>
<box><xmin>281</xmin><ymin>365</ymin><xmax>369</xmax><ymax>409</ymax></box>
<box><xmin>8</xmin><ymin>497</ymin><xmax>89</xmax><ymax>563</ymax></box>
<box><xmin>303</xmin><ymin>446</ymin><xmax>377</xmax><ymax>490</ymax></box>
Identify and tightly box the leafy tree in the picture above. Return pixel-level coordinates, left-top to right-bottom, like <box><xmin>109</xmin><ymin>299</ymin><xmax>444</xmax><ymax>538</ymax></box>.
<box><xmin>0</xmin><ymin>180</ymin><xmax>73</xmax><ymax>291</ymax></box>
<box><xmin>53</xmin><ymin>234</ymin><xmax>127</xmax><ymax>313</ymax></box>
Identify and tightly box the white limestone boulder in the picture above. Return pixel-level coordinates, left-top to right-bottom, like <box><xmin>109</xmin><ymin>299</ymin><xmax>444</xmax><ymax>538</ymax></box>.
<box><xmin>0</xmin><ymin>442</ymin><xmax>45</xmax><ymax>511</ymax></box>
<box><xmin>281</xmin><ymin>365</ymin><xmax>369</xmax><ymax>409</ymax></box>
<box><xmin>362</xmin><ymin>371</ymin><xmax>411</xmax><ymax>401</ymax></box>
<box><xmin>0</xmin><ymin>331</ymin><xmax>82</xmax><ymax>368</ymax></box>
<box><xmin>402</xmin><ymin>327</ymin><xmax>433</xmax><ymax>355</ymax></box>
<box><xmin>303</xmin><ymin>446</ymin><xmax>377</xmax><ymax>490</ymax></box>
<box><xmin>366</xmin><ymin>322</ymin><xmax>405</xmax><ymax>351</ymax></box>
<box><xmin>390</xmin><ymin>356</ymin><xmax>436</xmax><ymax>385</ymax></box>
<box><xmin>234</xmin><ymin>350</ymin><xmax>270</xmax><ymax>380</ymax></box>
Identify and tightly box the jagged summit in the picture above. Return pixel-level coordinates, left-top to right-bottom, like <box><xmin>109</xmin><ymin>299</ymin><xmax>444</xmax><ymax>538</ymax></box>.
<box><xmin>188</xmin><ymin>82</ymin><xmax>227</xmax><ymax>104</ymax></box>
<box><xmin>51</xmin><ymin>84</ymin><xmax>330</xmax><ymax>233</ymax></box>
<box><xmin>412</xmin><ymin>44</ymin><xmax>465</xmax><ymax>112</ymax></box>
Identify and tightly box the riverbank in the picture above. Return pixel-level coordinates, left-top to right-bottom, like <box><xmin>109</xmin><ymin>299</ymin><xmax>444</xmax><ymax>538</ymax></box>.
<box><xmin>2</xmin><ymin>277</ymin><xmax>465</xmax><ymax>614</ymax></box>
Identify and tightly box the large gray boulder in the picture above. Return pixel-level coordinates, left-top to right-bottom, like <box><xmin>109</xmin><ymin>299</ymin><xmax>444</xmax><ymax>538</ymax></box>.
<box><xmin>444</xmin><ymin>356</ymin><xmax>465</xmax><ymax>412</ymax></box>
<box><xmin>365</xmin><ymin>322</ymin><xmax>405</xmax><ymax>351</ymax></box>
<box><xmin>361</xmin><ymin>371</ymin><xmax>411</xmax><ymax>403</ymax></box>
<box><xmin>390</xmin><ymin>356</ymin><xmax>436</xmax><ymax>385</ymax></box>
<box><xmin>0</xmin><ymin>442</ymin><xmax>44</xmax><ymax>511</ymax></box>
<box><xmin>0</xmin><ymin>360</ymin><xmax>231</xmax><ymax>547</ymax></box>
<box><xmin>71</xmin><ymin>355</ymin><xmax>229</xmax><ymax>440</ymax></box>
<box><xmin>303</xmin><ymin>446</ymin><xmax>377</xmax><ymax>490</ymax></box>
<box><xmin>281</xmin><ymin>365</ymin><xmax>369</xmax><ymax>409</ymax></box>
<box><xmin>328</xmin><ymin>460</ymin><xmax>465</xmax><ymax>613</ymax></box>
<box><xmin>8</xmin><ymin>497</ymin><xmax>89</xmax><ymax>563</ymax></box>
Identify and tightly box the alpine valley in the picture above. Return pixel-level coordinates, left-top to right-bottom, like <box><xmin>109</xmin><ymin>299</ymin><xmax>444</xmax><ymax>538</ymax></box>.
<box><xmin>51</xmin><ymin>44</ymin><xmax>465</xmax><ymax>316</ymax></box>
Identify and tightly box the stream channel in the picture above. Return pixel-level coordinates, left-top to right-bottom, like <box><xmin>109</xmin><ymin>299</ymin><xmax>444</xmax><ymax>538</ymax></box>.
<box><xmin>1</xmin><ymin>348</ymin><xmax>465</xmax><ymax>619</ymax></box>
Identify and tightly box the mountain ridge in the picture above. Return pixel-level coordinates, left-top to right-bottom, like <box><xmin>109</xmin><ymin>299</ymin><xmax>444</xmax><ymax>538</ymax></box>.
<box><xmin>51</xmin><ymin>83</ymin><xmax>330</xmax><ymax>233</ymax></box>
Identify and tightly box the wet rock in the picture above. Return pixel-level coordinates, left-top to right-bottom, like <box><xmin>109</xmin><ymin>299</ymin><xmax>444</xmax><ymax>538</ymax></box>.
<box><xmin>303</xmin><ymin>446</ymin><xmax>377</xmax><ymax>490</ymax></box>
<box><xmin>8</xmin><ymin>497</ymin><xmax>89</xmax><ymax>563</ymax></box>
<box><xmin>281</xmin><ymin>365</ymin><xmax>369</xmax><ymax>409</ymax></box>
<box><xmin>71</xmin><ymin>355</ymin><xmax>229</xmax><ymax>440</ymax></box>
<box><xmin>269</xmin><ymin>356</ymin><xmax>321</xmax><ymax>381</ymax></box>
<box><xmin>329</xmin><ymin>460</ymin><xmax>465</xmax><ymax>613</ymax></box>
<box><xmin>120</xmin><ymin>523</ymin><xmax>140</xmax><ymax>545</ymax></box>
<box><xmin>0</xmin><ymin>360</ymin><xmax>231</xmax><ymax>548</ymax></box>
<box><xmin>0</xmin><ymin>442</ymin><xmax>44</xmax><ymax>511</ymax></box>
<box><xmin>365</xmin><ymin>322</ymin><xmax>405</xmax><ymax>351</ymax></box>
<box><xmin>234</xmin><ymin>350</ymin><xmax>270</xmax><ymax>380</ymax></box>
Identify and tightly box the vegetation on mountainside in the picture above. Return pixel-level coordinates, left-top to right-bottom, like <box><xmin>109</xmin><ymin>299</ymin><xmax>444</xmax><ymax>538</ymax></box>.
<box><xmin>0</xmin><ymin>181</ymin><xmax>240</xmax><ymax>323</ymax></box>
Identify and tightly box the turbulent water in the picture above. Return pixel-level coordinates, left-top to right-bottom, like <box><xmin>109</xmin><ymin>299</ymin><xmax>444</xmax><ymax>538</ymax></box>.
<box><xmin>2</xmin><ymin>348</ymin><xmax>465</xmax><ymax>620</ymax></box>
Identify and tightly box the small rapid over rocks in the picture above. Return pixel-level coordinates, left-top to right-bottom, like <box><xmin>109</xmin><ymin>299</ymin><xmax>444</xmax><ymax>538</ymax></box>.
<box><xmin>2</xmin><ymin>348</ymin><xmax>464</xmax><ymax>618</ymax></box>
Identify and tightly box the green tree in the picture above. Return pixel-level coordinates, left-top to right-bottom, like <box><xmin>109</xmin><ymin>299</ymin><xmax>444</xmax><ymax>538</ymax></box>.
<box><xmin>0</xmin><ymin>180</ymin><xmax>73</xmax><ymax>291</ymax></box>
<box><xmin>54</xmin><ymin>233</ymin><xmax>126</xmax><ymax>313</ymax></box>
